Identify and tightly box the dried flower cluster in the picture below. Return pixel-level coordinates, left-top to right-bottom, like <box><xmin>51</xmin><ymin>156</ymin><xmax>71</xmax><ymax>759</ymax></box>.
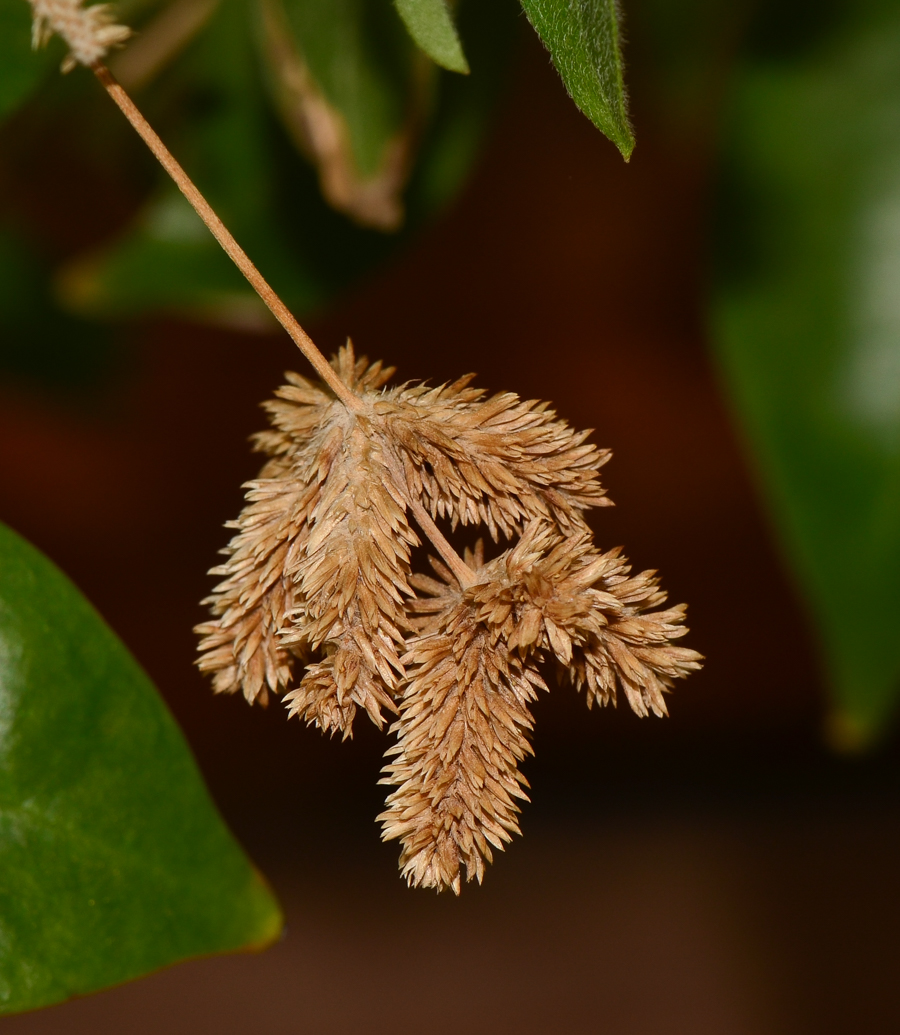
<box><xmin>28</xmin><ymin>0</ymin><xmax>131</xmax><ymax>72</ymax></box>
<box><xmin>197</xmin><ymin>344</ymin><xmax>702</xmax><ymax>891</ymax></box>
<box><xmin>22</xmin><ymin>0</ymin><xmax>700</xmax><ymax>895</ymax></box>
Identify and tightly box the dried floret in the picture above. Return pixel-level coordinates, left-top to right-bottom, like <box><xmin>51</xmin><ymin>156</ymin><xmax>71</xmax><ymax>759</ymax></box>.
<box><xmin>195</xmin><ymin>455</ymin><xmax>313</xmax><ymax>707</ymax></box>
<box><xmin>378</xmin><ymin>381</ymin><xmax>611</xmax><ymax>539</ymax></box>
<box><xmin>29</xmin><ymin>0</ymin><xmax>131</xmax><ymax>72</ymax></box>
<box><xmin>199</xmin><ymin>350</ymin><xmax>417</xmax><ymax>736</ymax></box>
<box><xmin>278</xmin><ymin>411</ymin><xmax>417</xmax><ymax>736</ymax></box>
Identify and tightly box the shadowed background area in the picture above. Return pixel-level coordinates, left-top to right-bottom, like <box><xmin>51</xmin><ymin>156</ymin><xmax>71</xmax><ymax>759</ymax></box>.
<box><xmin>1</xmin><ymin>23</ymin><xmax>899</xmax><ymax>1035</ymax></box>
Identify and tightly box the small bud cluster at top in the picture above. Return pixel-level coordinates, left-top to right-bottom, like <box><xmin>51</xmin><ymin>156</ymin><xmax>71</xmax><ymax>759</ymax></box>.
<box><xmin>29</xmin><ymin>0</ymin><xmax>130</xmax><ymax>72</ymax></box>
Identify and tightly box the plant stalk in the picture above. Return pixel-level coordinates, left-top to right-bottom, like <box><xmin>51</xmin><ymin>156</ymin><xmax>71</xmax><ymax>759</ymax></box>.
<box><xmin>92</xmin><ymin>62</ymin><xmax>361</xmax><ymax>411</ymax></box>
<box><xmin>92</xmin><ymin>61</ymin><xmax>476</xmax><ymax>585</ymax></box>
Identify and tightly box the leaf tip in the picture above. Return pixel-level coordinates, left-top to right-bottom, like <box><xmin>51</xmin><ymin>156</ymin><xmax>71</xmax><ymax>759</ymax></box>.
<box><xmin>604</xmin><ymin>116</ymin><xmax>635</xmax><ymax>161</ymax></box>
<box><xmin>241</xmin><ymin>869</ymin><xmax>285</xmax><ymax>952</ymax></box>
<box><xmin>823</xmin><ymin>708</ymin><xmax>879</xmax><ymax>755</ymax></box>
<box><xmin>447</xmin><ymin>55</ymin><xmax>470</xmax><ymax>76</ymax></box>
<box><xmin>393</xmin><ymin>0</ymin><xmax>469</xmax><ymax>76</ymax></box>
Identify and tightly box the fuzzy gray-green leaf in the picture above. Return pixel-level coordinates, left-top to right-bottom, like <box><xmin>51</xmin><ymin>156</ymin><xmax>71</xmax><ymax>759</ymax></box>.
<box><xmin>519</xmin><ymin>0</ymin><xmax>633</xmax><ymax>159</ymax></box>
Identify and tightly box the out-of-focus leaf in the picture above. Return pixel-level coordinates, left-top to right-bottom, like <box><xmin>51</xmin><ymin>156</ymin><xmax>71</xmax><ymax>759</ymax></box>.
<box><xmin>0</xmin><ymin>0</ymin><xmax>58</xmax><ymax>122</ymax></box>
<box><xmin>518</xmin><ymin>0</ymin><xmax>633</xmax><ymax>159</ymax></box>
<box><xmin>711</xmin><ymin>1</ymin><xmax>900</xmax><ymax>744</ymax></box>
<box><xmin>256</xmin><ymin>0</ymin><xmax>428</xmax><ymax>229</ymax></box>
<box><xmin>0</xmin><ymin>227</ymin><xmax>114</xmax><ymax>386</ymax></box>
<box><xmin>108</xmin><ymin>0</ymin><xmax>222</xmax><ymax>92</ymax></box>
<box><xmin>0</xmin><ymin>522</ymin><xmax>282</xmax><ymax>1015</ymax></box>
<box><xmin>405</xmin><ymin>0</ymin><xmax>516</xmax><ymax>215</ymax></box>
<box><xmin>62</xmin><ymin>0</ymin><xmax>326</xmax><ymax>323</ymax></box>
<box><xmin>65</xmin><ymin>0</ymin><xmax>515</xmax><ymax>323</ymax></box>
<box><xmin>626</xmin><ymin>0</ymin><xmax>742</xmax><ymax>132</ymax></box>
<box><xmin>393</xmin><ymin>0</ymin><xmax>469</xmax><ymax>75</ymax></box>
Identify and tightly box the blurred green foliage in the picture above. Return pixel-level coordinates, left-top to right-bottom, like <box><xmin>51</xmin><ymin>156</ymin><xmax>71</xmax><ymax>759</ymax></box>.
<box><xmin>0</xmin><ymin>0</ymin><xmax>525</xmax><ymax>351</ymax></box>
<box><xmin>0</xmin><ymin>228</ymin><xmax>113</xmax><ymax>384</ymax></box>
<box><xmin>272</xmin><ymin>0</ymin><xmax>415</xmax><ymax>182</ymax></box>
<box><xmin>0</xmin><ymin>522</ymin><xmax>283</xmax><ymax>1015</ymax></box>
<box><xmin>712</xmin><ymin>0</ymin><xmax>900</xmax><ymax>743</ymax></box>
<box><xmin>0</xmin><ymin>0</ymin><xmax>56</xmax><ymax>120</ymax></box>
<box><xmin>0</xmin><ymin>0</ymin><xmax>634</xmax><ymax>345</ymax></box>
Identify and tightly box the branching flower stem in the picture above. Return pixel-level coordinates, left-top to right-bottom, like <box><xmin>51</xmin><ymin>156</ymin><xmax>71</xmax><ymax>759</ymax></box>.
<box><xmin>407</xmin><ymin>497</ymin><xmax>476</xmax><ymax>589</ymax></box>
<box><xmin>382</xmin><ymin>451</ymin><xmax>476</xmax><ymax>588</ymax></box>
<box><xmin>28</xmin><ymin>2</ymin><xmax>703</xmax><ymax>892</ymax></box>
<box><xmin>90</xmin><ymin>61</ymin><xmax>478</xmax><ymax>585</ymax></box>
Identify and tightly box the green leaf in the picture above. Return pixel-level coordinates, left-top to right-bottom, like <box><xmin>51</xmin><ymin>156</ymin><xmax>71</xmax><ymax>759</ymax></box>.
<box><xmin>0</xmin><ymin>226</ymin><xmax>114</xmax><ymax>387</ymax></box>
<box><xmin>0</xmin><ymin>521</ymin><xmax>282</xmax><ymax>1015</ymax></box>
<box><xmin>257</xmin><ymin>0</ymin><xmax>426</xmax><ymax>228</ymax></box>
<box><xmin>0</xmin><ymin>0</ymin><xmax>58</xmax><ymax>122</ymax></box>
<box><xmin>710</xmin><ymin>2</ymin><xmax>900</xmax><ymax>743</ymax></box>
<box><xmin>518</xmin><ymin>0</ymin><xmax>633</xmax><ymax>159</ymax></box>
<box><xmin>393</xmin><ymin>0</ymin><xmax>469</xmax><ymax>74</ymax></box>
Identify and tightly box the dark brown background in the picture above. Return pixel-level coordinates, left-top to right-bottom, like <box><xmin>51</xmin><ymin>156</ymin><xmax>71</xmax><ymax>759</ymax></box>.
<box><xmin>1</xmin><ymin>25</ymin><xmax>899</xmax><ymax>1035</ymax></box>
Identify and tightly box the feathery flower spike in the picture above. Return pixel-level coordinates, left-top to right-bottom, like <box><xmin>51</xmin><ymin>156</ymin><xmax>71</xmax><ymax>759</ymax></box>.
<box><xmin>378</xmin><ymin>526</ymin><xmax>701</xmax><ymax>891</ymax></box>
<box><xmin>197</xmin><ymin>344</ymin><xmax>703</xmax><ymax>889</ymax></box>
<box><xmin>25</xmin><ymin>28</ymin><xmax>703</xmax><ymax>889</ymax></box>
<box><xmin>28</xmin><ymin>0</ymin><xmax>131</xmax><ymax>72</ymax></box>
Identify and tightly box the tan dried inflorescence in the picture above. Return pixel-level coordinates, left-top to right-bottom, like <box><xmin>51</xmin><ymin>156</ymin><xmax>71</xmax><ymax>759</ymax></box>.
<box><xmin>28</xmin><ymin>0</ymin><xmax>131</xmax><ymax>72</ymax></box>
<box><xmin>197</xmin><ymin>344</ymin><xmax>703</xmax><ymax>892</ymax></box>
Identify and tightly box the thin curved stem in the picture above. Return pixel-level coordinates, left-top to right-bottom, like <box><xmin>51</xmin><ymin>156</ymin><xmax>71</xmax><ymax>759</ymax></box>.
<box><xmin>407</xmin><ymin>496</ymin><xmax>477</xmax><ymax>590</ymax></box>
<box><xmin>92</xmin><ymin>60</ymin><xmax>476</xmax><ymax>586</ymax></box>
<box><xmin>382</xmin><ymin>453</ymin><xmax>476</xmax><ymax>588</ymax></box>
<box><xmin>92</xmin><ymin>62</ymin><xmax>362</xmax><ymax>413</ymax></box>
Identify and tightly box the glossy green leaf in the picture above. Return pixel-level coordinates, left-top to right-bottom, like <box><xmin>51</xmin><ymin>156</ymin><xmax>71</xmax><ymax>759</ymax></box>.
<box><xmin>0</xmin><ymin>522</ymin><xmax>282</xmax><ymax>1015</ymax></box>
<box><xmin>0</xmin><ymin>0</ymin><xmax>58</xmax><ymax>122</ymax></box>
<box><xmin>710</xmin><ymin>2</ymin><xmax>900</xmax><ymax>743</ymax></box>
<box><xmin>393</xmin><ymin>0</ymin><xmax>469</xmax><ymax>74</ymax></box>
<box><xmin>518</xmin><ymin>0</ymin><xmax>633</xmax><ymax>159</ymax></box>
